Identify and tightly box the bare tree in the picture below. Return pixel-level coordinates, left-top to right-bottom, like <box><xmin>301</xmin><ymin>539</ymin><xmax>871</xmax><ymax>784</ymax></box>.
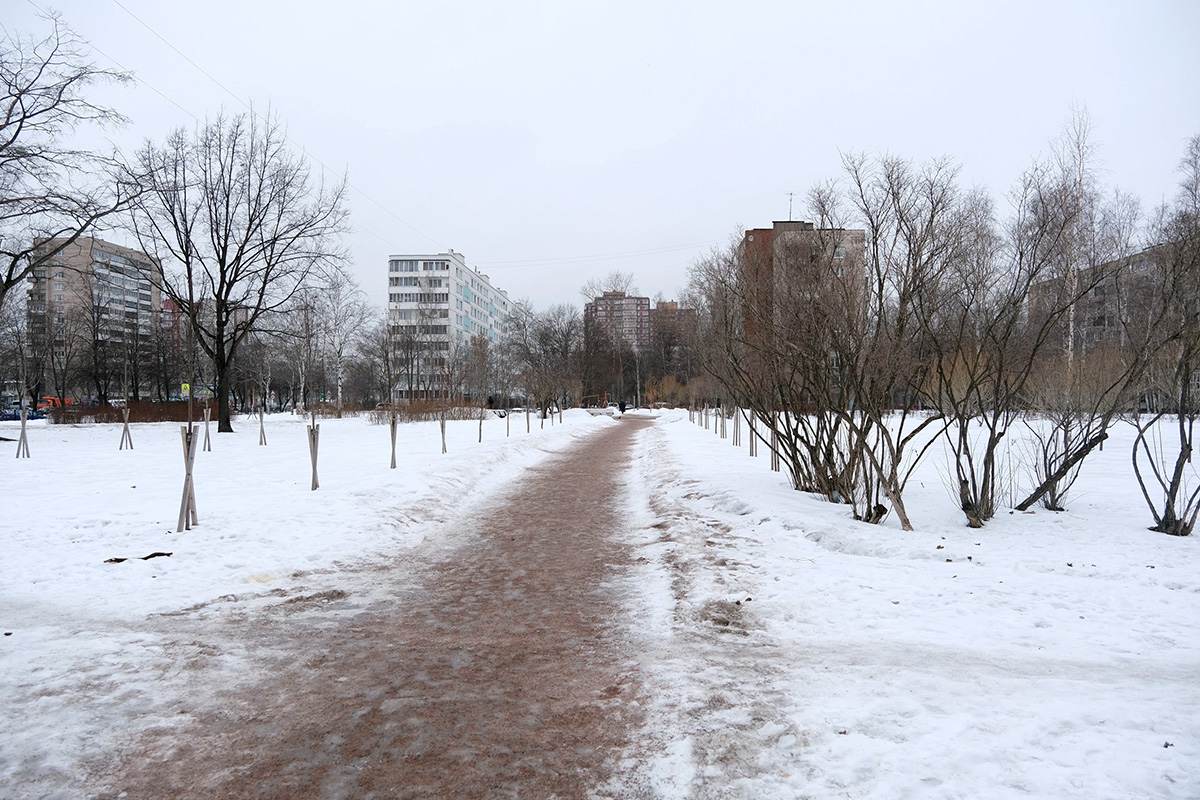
<box><xmin>1004</xmin><ymin>111</ymin><xmax>1144</xmax><ymax>512</ymax></box>
<box><xmin>45</xmin><ymin>303</ymin><xmax>86</xmax><ymax>404</ymax></box>
<box><xmin>579</xmin><ymin>270</ymin><xmax>638</xmax><ymax>303</ymax></box>
<box><xmin>1128</xmin><ymin>134</ymin><xmax>1200</xmax><ymax>536</ymax></box>
<box><xmin>0</xmin><ymin>13</ymin><xmax>136</xmax><ymax>318</ymax></box>
<box><xmin>0</xmin><ymin>289</ymin><xmax>31</xmax><ymax>407</ymax></box>
<box><xmin>356</xmin><ymin>312</ymin><xmax>399</xmax><ymax>407</ymax></box>
<box><xmin>126</xmin><ymin>112</ymin><xmax>349</xmax><ymax>431</ymax></box>
<box><xmin>280</xmin><ymin>287</ymin><xmax>321</xmax><ymax>410</ymax></box>
<box><xmin>688</xmin><ymin>229</ymin><xmax>870</xmax><ymax>512</ymax></box>
<box><xmin>921</xmin><ymin>136</ymin><xmax>1141</xmax><ymax>525</ymax></box>
<box><xmin>76</xmin><ymin>270</ymin><xmax>120</xmax><ymax>403</ymax></box>
<box><xmin>319</xmin><ymin>270</ymin><xmax>371</xmax><ymax>413</ymax></box>
<box><xmin>510</xmin><ymin>303</ymin><xmax>583</xmax><ymax>415</ymax></box>
<box><xmin>837</xmin><ymin>153</ymin><xmax>965</xmax><ymax>530</ymax></box>
<box><xmin>149</xmin><ymin>302</ymin><xmax>187</xmax><ymax>400</ymax></box>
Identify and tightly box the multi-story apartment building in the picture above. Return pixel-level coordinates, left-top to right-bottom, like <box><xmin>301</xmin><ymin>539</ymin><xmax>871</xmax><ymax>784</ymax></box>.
<box><xmin>647</xmin><ymin>299</ymin><xmax>697</xmax><ymax>369</ymax></box>
<box><xmin>26</xmin><ymin>236</ymin><xmax>162</xmax><ymax>399</ymax></box>
<box><xmin>583</xmin><ymin>291</ymin><xmax>651</xmax><ymax>352</ymax></box>
<box><xmin>740</xmin><ymin>220</ymin><xmax>866</xmax><ymax>336</ymax></box>
<box><xmin>1063</xmin><ymin>247</ymin><xmax>1167</xmax><ymax>354</ymax></box>
<box><xmin>735</xmin><ymin>220</ymin><xmax>867</xmax><ymax>402</ymax></box>
<box><xmin>386</xmin><ymin>250</ymin><xmax>511</xmax><ymax>399</ymax></box>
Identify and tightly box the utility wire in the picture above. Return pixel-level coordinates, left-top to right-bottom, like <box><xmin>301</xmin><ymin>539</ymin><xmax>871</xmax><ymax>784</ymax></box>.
<box><xmin>101</xmin><ymin>0</ymin><xmax>442</xmax><ymax>252</ymax></box>
<box><xmin>21</xmin><ymin>0</ymin><xmax>199</xmax><ymax>124</ymax></box>
<box><xmin>33</xmin><ymin>0</ymin><xmax>721</xmax><ymax>278</ymax></box>
<box><xmin>476</xmin><ymin>240</ymin><xmax>721</xmax><ymax>269</ymax></box>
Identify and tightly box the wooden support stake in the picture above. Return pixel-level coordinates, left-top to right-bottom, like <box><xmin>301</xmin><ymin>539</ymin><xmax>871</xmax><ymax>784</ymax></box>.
<box><xmin>119</xmin><ymin>408</ymin><xmax>134</xmax><ymax>450</ymax></box>
<box><xmin>389</xmin><ymin>413</ymin><xmax>398</xmax><ymax>469</ymax></box>
<box><xmin>750</xmin><ymin>414</ymin><xmax>757</xmax><ymax>457</ymax></box>
<box><xmin>770</xmin><ymin>425</ymin><xmax>780</xmax><ymax>472</ymax></box>
<box><xmin>479</xmin><ymin>415</ymin><xmax>483</xmax><ymax>443</ymax></box>
<box><xmin>506</xmin><ymin>409</ymin><xmax>510</xmax><ymax>437</ymax></box>
<box><xmin>720</xmin><ymin>409</ymin><xmax>727</xmax><ymax>439</ymax></box>
<box><xmin>307</xmin><ymin>418</ymin><xmax>320</xmax><ymax>490</ymax></box>
<box><xmin>440</xmin><ymin>415</ymin><xmax>447</xmax><ymax>454</ymax></box>
<box><xmin>203</xmin><ymin>407</ymin><xmax>212</xmax><ymax>451</ymax></box>
<box><xmin>526</xmin><ymin>406</ymin><xmax>531</xmax><ymax>433</ymax></box>
<box><xmin>733</xmin><ymin>408</ymin><xmax>740</xmax><ymax>447</ymax></box>
<box><xmin>177</xmin><ymin>425</ymin><xmax>198</xmax><ymax>531</ymax></box>
<box><xmin>258</xmin><ymin>407</ymin><xmax>267</xmax><ymax>446</ymax></box>
<box><xmin>15</xmin><ymin>408</ymin><xmax>30</xmax><ymax>458</ymax></box>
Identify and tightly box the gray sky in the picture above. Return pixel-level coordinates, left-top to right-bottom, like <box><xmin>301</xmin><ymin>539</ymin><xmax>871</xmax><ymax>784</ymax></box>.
<box><xmin>9</xmin><ymin>0</ymin><xmax>1200</xmax><ymax>310</ymax></box>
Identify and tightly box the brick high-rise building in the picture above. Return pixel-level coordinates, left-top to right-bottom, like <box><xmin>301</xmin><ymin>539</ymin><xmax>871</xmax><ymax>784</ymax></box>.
<box><xmin>740</xmin><ymin>220</ymin><xmax>866</xmax><ymax>346</ymax></box>
<box><xmin>583</xmin><ymin>291</ymin><xmax>651</xmax><ymax>352</ymax></box>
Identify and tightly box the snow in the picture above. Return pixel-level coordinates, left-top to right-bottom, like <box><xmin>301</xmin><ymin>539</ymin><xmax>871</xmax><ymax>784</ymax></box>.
<box><xmin>2</xmin><ymin>408</ymin><xmax>1198</xmax><ymax>798</ymax></box>
<box><xmin>624</xmin><ymin>411</ymin><xmax>1200</xmax><ymax>799</ymax></box>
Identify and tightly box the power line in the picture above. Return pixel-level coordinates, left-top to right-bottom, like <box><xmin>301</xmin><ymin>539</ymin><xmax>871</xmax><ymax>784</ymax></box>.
<box><xmin>99</xmin><ymin>0</ymin><xmax>443</xmax><ymax>253</ymax></box>
<box><xmin>476</xmin><ymin>240</ymin><xmax>721</xmax><ymax>269</ymax></box>
<box><xmin>40</xmin><ymin>1</ymin><xmax>721</xmax><ymax>281</ymax></box>
<box><xmin>21</xmin><ymin>0</ymin><xmax>199</xmax><ymax>124</ymax></box>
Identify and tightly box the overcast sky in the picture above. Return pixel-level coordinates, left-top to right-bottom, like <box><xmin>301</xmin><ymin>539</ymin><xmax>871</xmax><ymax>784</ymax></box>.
<box><xmin>8</xmin><ymin>0</ymin><xmax>1200</xmax><ymax>311</ymax></box>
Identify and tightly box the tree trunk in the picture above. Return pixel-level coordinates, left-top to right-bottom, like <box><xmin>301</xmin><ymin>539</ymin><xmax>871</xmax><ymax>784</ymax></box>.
<box><xmin>960</xmin><ymin>479</ymin><xmax>984</xmax><ymax>528</ymax></box>
<box><xmin>1015</xmin><ymin>431</ymin><xmax>1107</xmax><ymax>511</ymax></box>
<box><xmin>217</xmin><ymin>368</ymin><xmax>234</xmax><ymax>432</ymax></box>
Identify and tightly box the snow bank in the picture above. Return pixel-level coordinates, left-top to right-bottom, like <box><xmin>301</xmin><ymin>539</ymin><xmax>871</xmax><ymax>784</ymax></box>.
<box><xmin>623</xmin><ymin>409</ymin><xmax>1199</xmax><ymax>799</ymax></box>
<box><xmin>0</xmin><ymin>409</ymin><xmax>611</xmax><ymax>795</ymax></box>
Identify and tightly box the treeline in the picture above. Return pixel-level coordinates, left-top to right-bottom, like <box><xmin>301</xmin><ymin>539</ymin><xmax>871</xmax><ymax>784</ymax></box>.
<box><xmin>685</xmin><ymin>121</ymin><xmax>1200</xmax><ymax>535</ymax></box>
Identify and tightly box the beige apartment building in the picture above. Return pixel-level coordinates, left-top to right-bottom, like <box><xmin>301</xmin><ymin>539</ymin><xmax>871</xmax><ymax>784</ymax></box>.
<box><xmin>26</xmin><ymin>236</ymin><xmax>163</xmax><ymax>399</ymax></box>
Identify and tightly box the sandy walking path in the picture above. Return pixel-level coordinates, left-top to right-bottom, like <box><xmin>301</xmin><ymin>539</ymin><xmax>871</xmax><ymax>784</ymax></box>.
<box><xmin>97</xmin><ymin>416</ymin><xmax>652</xmax><ymax>800</ymax></box>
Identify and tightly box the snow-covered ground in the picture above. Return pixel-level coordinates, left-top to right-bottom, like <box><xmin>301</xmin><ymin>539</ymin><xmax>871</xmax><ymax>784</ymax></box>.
<box><xmin>623</xmin><ymin>411</ymin><xmax>1199</xmax><ymax>799</ymax></box>
<box><xmin>0</xmin><ymin>408</ymin><xmax>600</xmax><ymax>797</ymax></box>
<box><xmin>1</xmin><ymin>408</ymin><xmax>1197</xmax><ymax>798</ymax></box>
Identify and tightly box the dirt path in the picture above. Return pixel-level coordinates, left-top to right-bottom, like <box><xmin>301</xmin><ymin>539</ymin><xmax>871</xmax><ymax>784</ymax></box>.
<box><xmin>97</xmin><ymin>416</ymin><xmax>654</xmax><ymax>800</ymax></box>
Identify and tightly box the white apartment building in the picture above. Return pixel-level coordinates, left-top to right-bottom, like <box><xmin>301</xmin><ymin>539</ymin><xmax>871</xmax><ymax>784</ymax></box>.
<box><xmin>386</xmin><ymin>250</ymin><xmax>511</xmax><ymax>399</ymax></box>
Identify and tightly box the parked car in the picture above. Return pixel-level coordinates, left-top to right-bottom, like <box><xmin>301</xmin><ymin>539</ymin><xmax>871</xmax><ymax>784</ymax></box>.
<box><xmin>1</xmin><ymin>407</ymin><xmax>45</xmax><ymax>421</ymax></box>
